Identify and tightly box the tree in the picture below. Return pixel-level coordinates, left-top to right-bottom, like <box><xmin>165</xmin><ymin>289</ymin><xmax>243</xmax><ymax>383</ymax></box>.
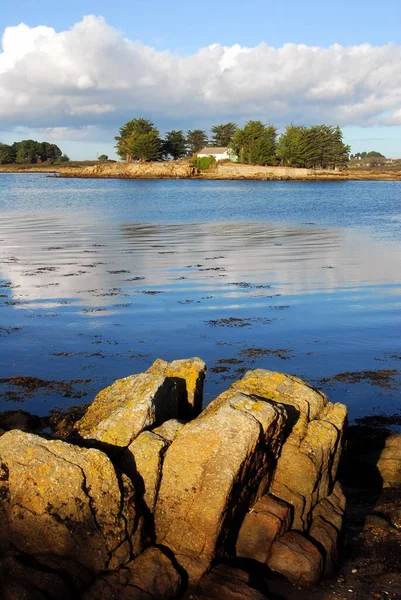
<box><xmin>276</xmin><ymin>125</ymin><xmax>307</xmax><ymax>167</ymax></box>
<box><xmin>0</xmin><ymin>143</ymin><xmax>16</xmax><ymax>164</ymax></box>
<box><xmin>232</xmin><ymin>121</ymin><xmax>277</xmax><ymax>165</ymax></box>
<box><xmin>127</xmin><ymin>130</ymin><xmax>162</xmax><ymax>162</ymax></box>
<box><xmin>210</xmin><ymin>122</ymin><xmax>237</xmax><ymax>147</ymax></box>
<box><xmin>98</xmin><ymin>154</ymin><xmax>109</xmax><ymax>161</ymax></box>
<box><xmin>163</xmin><ymin>130</ymin><xmax>187</xmax><ymax>160</ymax></box>
<box><xmin>14</xmin><ymin>140</ymin><xmax>39</xmax><ymax>164</ymax></box>
<box><xmin>186</xmin><ymin>130</ymin><xmax>209</xmax><ymax>156</ymax></box>
<box><xmin>115</xmin><ymin>118</ymin><xmax>162</xmax><ymax>162</ymax></box>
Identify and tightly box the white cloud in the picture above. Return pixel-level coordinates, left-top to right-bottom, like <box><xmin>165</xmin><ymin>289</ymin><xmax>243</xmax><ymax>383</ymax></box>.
<box><xmin>1</xmin><ymin>15</ymin><xmax>401</xmax><ymax>134</ymax></box>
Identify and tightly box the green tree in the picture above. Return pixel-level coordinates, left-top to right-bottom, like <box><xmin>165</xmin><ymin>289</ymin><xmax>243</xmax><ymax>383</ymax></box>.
<box><xmin>186</xmin><ymin>130</ymin><xmax>209</xmax><ymax>155</ymax></box>
<box><xmin>298</xmin><ymin>125</ymin><xmax>349</xmax><ymax>169</ymax></box>
<box><xmin>0</xmin><ymin>143</ymin><xmax>16</xmax><ymax>164</ymax></box>
<box><xmin>98</xmin><ymin>154</ymin><xmax>109</xmax><ymax>161</ymax></box>
<box><xmin>366</xmin><ymin>151</ymin><xmax>385</xmax><ymax>158</ymax></box>
<box><xmin>276</xmin><ymin>125</ymin><xmax>307</xmax><ymax>167</ymax></box>
<box><xmin>163</xmin><ymin>130</ymin><xmax>187</xmax><ymax>160</ymax></box>
<box><xmin>210</xmin><ymin>122</ymin><xmax>237</xmax><ymax>147</ymax></box>
<box><xmin>127</xmin><ymin>130</ymin><xmax>162</xmax><ymax>162</ymax></box>
<box><xmin>14</xmin><ymin>140</ymin><xmax>39</xmax><ymax>163</ymax></box>
<box><xmin>115</xmin><ymin>118</ymin><xmax>161</xmax><ymax>162</ymax></box>
<box><xmin>232</xmin><ymin>121</ymin><xmax>277</xmax><ymax>165</ymax></box>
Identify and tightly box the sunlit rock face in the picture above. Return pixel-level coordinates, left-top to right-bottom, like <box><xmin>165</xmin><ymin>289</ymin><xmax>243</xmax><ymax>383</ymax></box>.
<box><xmin>0</xmin><ymin>362</ymin><xmax>348</xmax><ymax>597</ymax></box>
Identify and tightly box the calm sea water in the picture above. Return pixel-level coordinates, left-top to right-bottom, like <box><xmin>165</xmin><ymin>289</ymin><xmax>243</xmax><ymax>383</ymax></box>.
<box><xmin>0</xmin><ymin>174</ymin><xmax>400</xmax><ymax>420</ymax></box>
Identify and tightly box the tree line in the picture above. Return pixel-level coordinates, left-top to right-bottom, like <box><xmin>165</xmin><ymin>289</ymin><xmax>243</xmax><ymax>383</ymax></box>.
<box><xmin>0</xmin><ymin>140</ymin><xmax>69</xmax><ymax>164</ymax></box>
<box><xmin>115</xmin><ymin>119</ymin><xmax>351</xmax><ymax>169</ymax></box>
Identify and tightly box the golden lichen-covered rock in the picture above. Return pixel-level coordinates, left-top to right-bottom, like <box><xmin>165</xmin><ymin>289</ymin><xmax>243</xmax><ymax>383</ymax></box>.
<box><xmin>203</xmin><ymin>369</ymin><xmax>328</xmax><ymax>439</ymax></box>
<box><xmin>271</xmin><ymin>401</ymin><xmax>347</xmax><ymax>530</ymax></box>
<box><xmin>75</xmin><ymin>357</ymin><xmax>206</xmax><ymax>448</ymax></box>
<box><xmin>155</xmin><ymin>392</ymin><xmax>286</xmax><ymax>584</ymax></box>
<box><xmin>83</xmin><ymin>547</ymin><xmax>181</xmax><ymax>600</ymax></box>
<box><xmin>376</xmin><ymin>433</ymin><xmax>401</xmax><ymax>486</ymax></box>
<box><xmin>120</xmin><ymin>430</ymin><xmax>168</xmax><ymax>514</ymax></box>
<box><xmin>74</xmin><ymin>372</ymin><xmax>179</xmax><ymax>448</ymax></box>
<box><xmin>0</xmin><ymin>430</ymin><xmax>140</xmax><ymax>576</ymax></box>
<box><xmin>199</xmin><ymin>369</ymin><xmax>347</xmax><ymax>531</ymax></box>
<box><xmin>152</xmin><ymin>418</ymin><xmax>186</xmax><ymax>442</ymax></box>
<box><xmin>147</xmin><ymin>357</ymin><xmax>206</xmax><ymax>418</ymax></box>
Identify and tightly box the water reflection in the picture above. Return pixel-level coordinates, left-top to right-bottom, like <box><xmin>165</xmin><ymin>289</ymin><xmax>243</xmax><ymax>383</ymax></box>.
<box><xmin>1</xmin><ymin>214</ymin><xmax>400</xmax><ymax>309</ymax></box>
<box><xmin>0</xmin><ymin>206</ymin><xmax>400</xmax><ymax>420</ymax></box>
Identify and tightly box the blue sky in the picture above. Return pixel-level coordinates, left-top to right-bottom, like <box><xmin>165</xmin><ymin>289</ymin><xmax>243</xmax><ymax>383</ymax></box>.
<box><xmin>1</xmin><ymin>0</ymin><xmax>401</xmax><ymax>159</ymax></box>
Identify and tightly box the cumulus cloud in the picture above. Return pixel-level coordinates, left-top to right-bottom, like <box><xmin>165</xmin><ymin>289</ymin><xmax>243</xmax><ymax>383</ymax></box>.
<box><xmin>1</xmin><ymin>15</ymin><xmax>401</xmax><ymax>132</ymax></box>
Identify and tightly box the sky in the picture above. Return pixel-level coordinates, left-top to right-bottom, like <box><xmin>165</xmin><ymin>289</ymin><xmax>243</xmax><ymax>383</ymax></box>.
<box><xmin>1</xmin><ymin>0</ymin><xmax>401</xmax><ymax>159</ymax></box>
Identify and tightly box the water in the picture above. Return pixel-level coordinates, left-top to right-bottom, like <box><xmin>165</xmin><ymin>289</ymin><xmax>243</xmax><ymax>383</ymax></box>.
<box><xmin>0</xmin><ymin>174</ymin><xmax>400</xmax><ymax>420</ymax></box>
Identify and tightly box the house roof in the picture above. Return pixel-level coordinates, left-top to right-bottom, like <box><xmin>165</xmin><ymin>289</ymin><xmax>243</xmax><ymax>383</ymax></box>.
<box><xmin>197</xmin><ymin>147</ymin><xmax>229</xmax><ymax>154</ymax></box>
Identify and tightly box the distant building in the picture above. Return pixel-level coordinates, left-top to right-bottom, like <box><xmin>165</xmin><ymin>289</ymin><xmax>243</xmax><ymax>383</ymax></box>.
<box><xmin>197</xmin><ymin>147</ymin><xmax>238</xmax><ymax>162</ymax></box>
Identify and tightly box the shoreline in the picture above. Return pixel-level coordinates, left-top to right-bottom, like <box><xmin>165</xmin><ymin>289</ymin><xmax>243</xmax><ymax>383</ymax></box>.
<box><xmin>1</xmin><ymin>162</ymin><xmax>401</xmax><ymax>181</ymax></box>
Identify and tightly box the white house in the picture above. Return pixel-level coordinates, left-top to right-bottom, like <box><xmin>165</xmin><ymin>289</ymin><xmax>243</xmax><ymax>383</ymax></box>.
<box><xmin>197</xmin><ymin>147</ymin><xmax>231</xmax><ymax>161</ymax></box>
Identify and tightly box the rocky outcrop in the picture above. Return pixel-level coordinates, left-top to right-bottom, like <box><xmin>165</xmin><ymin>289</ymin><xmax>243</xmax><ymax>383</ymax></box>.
<box><xmin>75</xmin><ymin>357</ymin><xmax>205</xmax><ymax>448</ymax></box>
<box><xmin>0</xmin><ymin>430</ymin><xmax>141</xmax><ymax>579</ymax></box>
<box><xmin>0</xmin><ymin>361</ymin><xmax>350</xmax><ymax>598</ymax></box>
<box><xmin>83</xmin><ymin>547</ymin><xmax>181</xmax><ymax>600</ymax></box>
<box><xmin>211</xmin><ymin>369</ymin><xmax>347</xmax><ymax>531</ymax></box>
<box><xmin>146</xmin><ymin>358</ymin><xmax>206</xmax><ymax>419</ymax></box>
<box><xmin>155</xmin><ymin>392</ymin><xmax>286</xmax><ymax>583</ymax></box>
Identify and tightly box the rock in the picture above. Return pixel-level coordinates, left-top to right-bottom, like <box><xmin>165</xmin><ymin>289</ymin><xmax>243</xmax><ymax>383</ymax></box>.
<box><xmin>75</xmin><ymin>357</ymin><xmax>205</xmax><ymax>449</ymax></box>
<box><xmin>83</xmin><ymin>547</ymin><xmax>181</xmax><ymax>600</ymax></box>
<box><xmin>155</xmin><ymin>391</ymin><xmax>286</xmax><ymax>583</ymax></box>
<box><xmin>311</xmin><ymin>481</ymin><xmax>346</xmax><ymax>533</ymax></box>
<box><xmin>204</xmin><ymin>370</ymin><xmax>347</xmax><ymax>530</ymax></box>
<box><xmin>236</xmin><ymin>494</ymin><xmax>292</xmax><ymax>563</ymax></box>
<box><xmin>183</xmin><ymin>564</ymin><xmax>268</xmax><ymax>600</ymax></box>
<box><xmin>309</xmin><ymin>516</ymin><xmax>339</xmax><ymax>577</ymax></box>
<box><xmin>49</xmin><ymin>404</ymin><xmax>89</xmax><ymax>439</ymax></box>
<box><xmin>120</xmin><ymin>430</ymin><xmax>168</xmax><ymax>514</ymax></box>
<box><xmin>309</xmin><ymin>482</ymin><xmax>346</xmax><ymax>576</ymax></box>
<box><xmin>0</xmin><ymin>555</ymin><xmax>71</xmax><ymax>599</ymax></box>
<box><xmin>74</xmin><ymin>371</ymin><xmax>179</xmax><ymax>448</ymax></box>
<box><xmin>267</xmin><ymin>531</ymin><xmax>324</xmax><ymax>587</ymax></box>
<box><xmin>152</xmin><ymin>418</ymin><xmax>186</xmax><ymax>442</ymax></box>
<box><xmin>146</xmin><ymin>357</ymin><xmax>206</xmax><ymax>418</ymax></box>
<box><xmin>0</xmin><ymin>410</ymin><xmax>43</xmax><ymax>432</ymax></box>
<box><xmin>376</xmin><ymin>434</ymin><xmax>401</xmax><ymax>486</ymax></box>
<box><xmin>365</xmin><ymin>515</ymin><xmax>391</xmax><ymax>530</ymax></box>
<box><xmin>0</xmin><ymin>430</ymin><xmax>140</xmax><ymax>576</ymax></box>
<box><xmin>390</xmin><ymin>508</ymin><xmax>401</xmax><ymax>529</ymax></box>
